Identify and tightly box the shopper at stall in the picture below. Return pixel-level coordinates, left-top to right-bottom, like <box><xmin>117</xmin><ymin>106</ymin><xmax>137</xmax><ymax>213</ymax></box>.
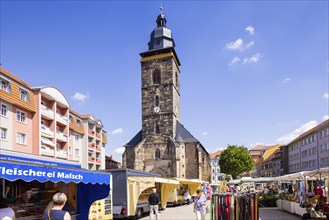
<box><xmin>0</xmin><ymin>196</ymin><xmax>15</xmax><ymax>220</ymax></box>
<box><xmin>148</xmin><ymin>188</ymin><xmax>160</xmax><ymax>220</ymax></box>
<box><xmin>45</xmin><ymin>192</ymin><xmax>71</xmax><ymax>214</ymax></box>
<box><xmin>193</xmin><ymin>189</ymin><xmax>207</xmax><ymax>220</ymax></box>
<box><xmin>184</xmin><ymin>191</ymin><xmax>191</xmax><ymax>205</ymax></box>
<box><xmin>43</xmin><ymin>192</ymin><xmax>71</xmax><ymax>220</ymax></box>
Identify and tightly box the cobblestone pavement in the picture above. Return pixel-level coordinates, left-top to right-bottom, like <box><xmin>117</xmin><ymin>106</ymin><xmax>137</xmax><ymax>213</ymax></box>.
<box><xmin>139</xmin><ymin>204</ymin><xmax>211</xmax><ymax>220</ymax></box>
<box><xmin>138</xmin><ymin>206</ymin><xmax>302</xmax><ymax>220</ymax></box>
<box><xmin>259</xmin><ymin>208</ymin><xmax>302</xmax><ymax>220</ymax></box>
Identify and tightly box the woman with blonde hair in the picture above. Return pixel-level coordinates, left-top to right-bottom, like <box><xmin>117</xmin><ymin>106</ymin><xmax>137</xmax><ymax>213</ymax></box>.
<box><xmin>43</xmin><ymin>192</ymin><xmax>71</xmax><ymax>220</ymax></box>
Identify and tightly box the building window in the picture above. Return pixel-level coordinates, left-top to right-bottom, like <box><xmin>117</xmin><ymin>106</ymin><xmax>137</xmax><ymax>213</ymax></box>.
<box><xmin>77</xmin><ymin>119</ymin><xmax>82</xmax><ymax>128</ymax></box>
<box><xmin>152</xmin><ymin>68</ymin><xmax>161</xmax><ymax>84</ymax></box>
<box><xmin>155</xmin><ymin>148</ymin><xmax>160</xmax><ymax>159</ymax></box>
<box><xmin>19</xmin><ymin>88</ymin><xmax>29</xmax><ymax>102</ymax></box>
<box><xmin>1</xmin><ymin>104</ymin><xmax>7</xmax><ymax>116</ymax></box>
<box><xmin>75</xmin><ymin>134</ymin><xmax>81</xmax><ymax>141</ymax></box>
<box><xmin>69</xmin><ymin>115</ymin><xmax>73</xmax><ymax>124</ymax></box>
<box><xmin>17</xmin><ymin>110</ymin><xmax>26</xmax><ymax>123</ymax></box>
<box><xmin>1</xmin><ymin>128</ymin><xmax>7</xmax><ymax>140</ymax></box>
<box><xmin>16</xmin><ymin>132</ymin><xmax>26</xmax><ymax>145</ymax></box>
<box><xmin>155</xmin><ymin>123</ymin><xmax>160</xmax><ymax>134</ymax></box>
<box><xmin>155</xmin><ymin>95</ymin><xmax>159</xmax><ymax>107</ymax></box>
<box><xmin>75</xmin><ymin>149</ymin><xmax>80</xmax><ymax>157</ymax></box>
<box><xmin>0</xmin><ymin>79</ymin><xmax>11</xmax><ymax>93</ymax></box>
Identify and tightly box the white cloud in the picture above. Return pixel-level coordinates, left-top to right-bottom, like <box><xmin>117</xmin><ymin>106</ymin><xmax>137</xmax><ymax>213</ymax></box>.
<box><xmin>244</xmin><ymin>41</ymin><xmax>254</xmax><ymax>50</ymax></box>
<box><xmin>281</xmin><ymin>78</ymin><xmax>291</xmax><ymax>84</ymax></box>
<box><xmin>202</xmin><ymin>132</ymin><xmax>208</xmax><ymax>136</ymax></box>
<box><xmin>225</xmin><ymin>39</ymin><xmax>254</xmax><ymax>51</ymax></box>
<box><xmin>322</xmin><ymin>115</ymin><xmax>329</xmax><ymax>121</ymax></box>
<box><xmin>110</xmin><ymin>128</ymin><xmax>124</xmax><ymax>135</ymax></box>
<box><xmin>323</xmin><ymin>92</ymin><xmax>329</xmax><ymax>99</ymax></box>
<box><xmin>72</xmin><ymin>92</ymin><xmax>90</xmax><ymax>102</ymax></box>
<box><xmin>245</xmin><ymin>26</ymin><xmax>255</xmax><ymax>35</ymax></box>
<box><xmin>243</xmin><ymin>53</ymin><xmax>263</xmax><ymax>64</ymax></box>
<box><xmin>225</xmin><ymin>38</ymin><xmax>244</xmax><ymax>51</ymax></box>
<box><xmin>114</xmin><ymin>147</ymin><xmax>125</xmax><ymax>155</ymax></box>
<box><xmin>276</xmin><ymin>120</ymin><xmax>318</xmax><ymax>144</ymax></box>
<box><xmin>228</xmin><ymin>57</ymin><xmax>240</xmax><ymax>66</ymax></box>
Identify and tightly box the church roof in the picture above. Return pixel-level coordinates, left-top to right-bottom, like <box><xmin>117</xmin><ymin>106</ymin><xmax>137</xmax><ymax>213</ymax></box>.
<box><xmin>125</xmin><ymin>130</ymin><xmax>142</xmax><ymax>147</ymax></box>
<box><xmin>175</xmin><ymin>121</ymin><xmax>199</xmax><ymax>143</ymax></box>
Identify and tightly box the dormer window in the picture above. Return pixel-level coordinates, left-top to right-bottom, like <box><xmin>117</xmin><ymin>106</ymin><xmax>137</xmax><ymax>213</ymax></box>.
<box><xmin>19</xmin><ymin>88</ymin><xmax>29</xmax><ymax>102</ymax></box>
<box><xmin>1</xmin><ymin>78</ymin><xmax>11</xmax><ymax>93</ymax></box>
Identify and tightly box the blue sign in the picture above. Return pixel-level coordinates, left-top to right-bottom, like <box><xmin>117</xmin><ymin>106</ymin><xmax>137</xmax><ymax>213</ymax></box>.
<box><xmin>0</xmin><ymin>161</ymin><xmax>110</xmax><ymax>185</ymax></box>
<box><xmin>0</xmin><ymin>154</ymin><xmax>81</xmax><ymax>169</ymax></box>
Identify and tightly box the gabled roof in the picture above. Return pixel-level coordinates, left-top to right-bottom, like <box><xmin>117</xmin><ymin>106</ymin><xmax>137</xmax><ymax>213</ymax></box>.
<box><xmin>175</xmin><ymin>121</ymin><xmax>199</xmax><ymax>143</ymax></box>
<box><xmin>125</xmin><ymin>130</ymin><xmax>142</xmax><ymax>147</ymax></box>
<box><xmin>250</xmin><ymin>145</ymin><xmax>273</xmax><ymax>151</ymax></box>
<box><xmin>210</xmin><ymin>150</ymin><xmax>222</xmax><ymax>159</ymax></box>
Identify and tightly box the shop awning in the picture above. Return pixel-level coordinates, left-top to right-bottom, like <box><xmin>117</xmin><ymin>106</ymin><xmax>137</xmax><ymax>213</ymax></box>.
<box><xmin>41</xmin><ymin>137</ymin><xmax>55</xmax><ymax>147</ymax></box>
<box><xmin>0</xmin><ymin>160</ymin><xmax>110</xmax><ymax>185</ymax></box>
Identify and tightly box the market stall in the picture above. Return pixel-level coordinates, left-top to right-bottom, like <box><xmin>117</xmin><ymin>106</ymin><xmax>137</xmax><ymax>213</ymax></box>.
<box><xmin>273</xmin><ymin>168</ymin><xmax>329</xmax><ymax>218</ymax></box>
<box><xmin>0</xmin><ymin>160</ymin><xmax>112</xmax><ymax>220</ymax></box>
<box><xmin>127</xmin><ymin>176</ymin><xmax>179</xmax><ymax>216</ymax></box>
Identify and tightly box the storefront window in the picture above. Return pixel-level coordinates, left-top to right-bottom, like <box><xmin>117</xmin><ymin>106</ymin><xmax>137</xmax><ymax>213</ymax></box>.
<box><xmin>0</xmin><ymin>179</ymin><xmax>76</xmax><ymax>218</ymax></box>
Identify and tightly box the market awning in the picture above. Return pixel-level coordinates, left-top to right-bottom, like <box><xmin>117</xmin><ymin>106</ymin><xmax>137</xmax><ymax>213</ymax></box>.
<box><xmin>41</xmin><ymin>137</ymin><xmax>55</xmax><ymax>147</ymax></box>
<box><xmin>0</xmin><ymin>160</ymin><xmax>110</xmax><ymax>185</ymax></box>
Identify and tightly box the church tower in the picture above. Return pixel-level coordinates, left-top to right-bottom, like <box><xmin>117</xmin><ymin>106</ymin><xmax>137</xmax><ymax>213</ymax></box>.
<box><xmin>123</xmin><ymin>9</ymin><xmax>211</xmax><ymax>181</ymax></box>
<box><xmin>138</xmin><ymin>9</ymin><xmax>181</xmax><ymax>176</ymax></box>
<box><xmin>140</xmin><ymin>8</ymin><xmax>181</xmax><ymax>142</ymax></box>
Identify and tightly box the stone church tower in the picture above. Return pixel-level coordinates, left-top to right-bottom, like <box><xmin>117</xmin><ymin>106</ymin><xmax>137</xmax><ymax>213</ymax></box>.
<box><xmin>123</xmin><ymin>10</ymin><xmax>211</xmax><ymax>181</ymax></box>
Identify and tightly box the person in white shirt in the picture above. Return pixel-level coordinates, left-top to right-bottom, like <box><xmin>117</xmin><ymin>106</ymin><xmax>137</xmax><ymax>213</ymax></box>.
<box><xmin>0</xmin><ymin>196</ymin><xmax>15</xmax><ymax>220</ymax></box>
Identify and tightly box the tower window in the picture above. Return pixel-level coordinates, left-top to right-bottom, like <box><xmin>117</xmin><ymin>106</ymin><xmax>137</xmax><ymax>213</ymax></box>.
<box><xmin>155</xmin><ymin>124</ymin><xmax>160</xmax><ymax>134</ymax></box>
<box><xmin>153</xmin><ymin>68</ymin><xmax>161</xmax><ymax>84</ymax></box>
<box><xmin>155</xmin><ymin>95</ymin><xmax>159</xmax><ymax>107</ymax></box>
<box><xmin>155</xmin><ymin>148</ymin><xmax>160</xmax><ymax>159</ymax></box>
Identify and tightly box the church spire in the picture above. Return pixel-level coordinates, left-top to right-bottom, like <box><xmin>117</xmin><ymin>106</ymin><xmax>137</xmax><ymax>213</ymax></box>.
<box><xmin>147</xmin><ymin>6</ymin><xmax>175</xmax><ymax>50</ymax></box>
<box><xmin>156</xmin><ymin>6</ymin><xmax>167</xmax><ymax>27</ymax></box>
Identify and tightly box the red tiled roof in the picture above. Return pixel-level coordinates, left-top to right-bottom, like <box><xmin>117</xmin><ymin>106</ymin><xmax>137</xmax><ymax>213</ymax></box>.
<box><xmin>210</xmin><ymin>150</ymin><xmax>222</xmax><ymax>159</ymax></box>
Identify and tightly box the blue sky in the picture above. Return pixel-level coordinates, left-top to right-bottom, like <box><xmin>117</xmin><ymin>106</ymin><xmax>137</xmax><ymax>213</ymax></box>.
<box><xmin>1</xmin><ymin>1</ymin><xmax>328</xmax><ymax>162</ymax></box>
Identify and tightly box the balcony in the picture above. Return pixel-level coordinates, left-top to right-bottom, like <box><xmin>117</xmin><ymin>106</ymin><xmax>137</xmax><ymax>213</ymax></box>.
<box><xmin>95</xmin><ymin>133</ymin><xmax>101</xmax><ymax>139</ymax></box>
<box><xmin>40</xmin><ymin>146</ymin><xmax>55</xmax><ymax>156</ymax></box>
<box><xmin>56</xmin><ymin>131</ymin><xmax>68</xmax><ymax>142</ymax></box>
<box><xmin>88</xmin><ymin>157</ymin><xmax>95</xmax><ymax>163</ymax></box>
<box><xmin>41</xmin><ymin>125</ymin><xmax>54</xmax><ymax>138</ymax></box>
<box><xmin>95</xmin><ymin>146</ymin><xmax>101</xmax><ymax>152</ymax></box>
<box><xmin>73</xmin><ymin>156</ymin><xmax>80</xmax><ymax>161</ymax></box>
<box><xmin>95</xmin><ymin>158</ymin><xmax>101</xmax><ymax>164</ymax></box>
<box><xmin>56</xmin><ymin>113</ymin><xmax>68</xmax><ymax>125</ymax></box>
<box><xmin>57</xmin><ymin>150</ymin><xmax>68</xmax><ymax>159</ymax></box>
<box><xmin>41</xmin><ymin>105</ymin><xmax>54</xmax><ymax>119</ymax></box>
<box><xmin>88</xmin><ymin>143</ymin><xmax>95</xmax><ymax>149</ymax></box>
<box><xmin>88</xmin><ymin>129</ymin><xmax>95</xmax><ymax>137</ymax></box>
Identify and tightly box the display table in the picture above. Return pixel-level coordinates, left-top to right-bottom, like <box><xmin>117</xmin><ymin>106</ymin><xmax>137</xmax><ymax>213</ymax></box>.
<box><xmin>276</xmin><ymin>199</ymin><xmax>307</xmax><ymax>216</ymax></box>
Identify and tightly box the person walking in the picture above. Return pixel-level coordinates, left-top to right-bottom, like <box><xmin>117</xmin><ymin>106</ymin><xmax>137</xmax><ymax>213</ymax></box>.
<box><xmin>43</xmin><ymin>192</ymin><xmax>71</xmax><ymax>220</ymax></box>
<box><xmin>193</xmin><ymin>189</ymin><xmax>207</xmax><ymax>220</ymax></box>
<box><xmin>0</xmin><ymin>196</ymin><xmax>15</xmax><ymax>220</ymax></box>
<box><xmin>184</xmin><ymin>191</ymin><xmax>191</xmax><ymax>205</ymax></box>
<box><xmin>148</xmin><ymin>188</ymin><xmax>160</xmax><ymax>220</ymax></box>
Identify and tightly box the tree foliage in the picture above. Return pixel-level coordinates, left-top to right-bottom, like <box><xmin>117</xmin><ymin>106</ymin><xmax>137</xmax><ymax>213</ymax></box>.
<box><xmin>219</xmin><ymin>145</ymin><xmax>253</xmax><ymax>179</ymax></box>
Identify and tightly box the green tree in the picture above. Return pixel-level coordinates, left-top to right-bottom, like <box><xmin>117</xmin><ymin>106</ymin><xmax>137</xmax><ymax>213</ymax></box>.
<box><xmin>219</xmin><ymin>145</ymin><xmax>253</xmax><ymax>179</ymax></box>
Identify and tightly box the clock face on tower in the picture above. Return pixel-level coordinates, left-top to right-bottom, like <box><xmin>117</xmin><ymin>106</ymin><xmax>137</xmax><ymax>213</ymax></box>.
<box><xmin>154</xmin><ymin>107</ymin><xmax>160</xmax><ymax>113</ymax></box>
